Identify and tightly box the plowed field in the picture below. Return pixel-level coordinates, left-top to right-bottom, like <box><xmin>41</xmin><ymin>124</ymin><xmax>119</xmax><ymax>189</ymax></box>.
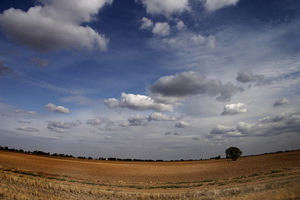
<box><xmin>1</xmin><ymin>150</ymin><xmax>300</xmax><ymax>199</ymax></box>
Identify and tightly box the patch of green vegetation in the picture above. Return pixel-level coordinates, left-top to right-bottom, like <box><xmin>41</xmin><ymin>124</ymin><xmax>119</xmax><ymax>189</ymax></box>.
<box><xmin>234</xmin><ymin>175</ymin><xmax>246</xmax><ymax>179</ymax></box>
<box><xmin>271</xmin><ymin>173</ymin><xmax>286</xmax><ymax>178</ymax></box>
<box><xmin>218</xmin><ymin>182</ymin><xmax>227</xmax><ymax>186</ymax></box>
<box><xmin>192</xmin><ymin>183</ymin><xmax>203</xmax><ymax>187</ymax></box>
<box><xmin>176</xmin><ymin>181</ymin><xmax>189</xmax><ymax>184</ymax></box>
<box><xmin>192</xmin><ymin>181</ymin><xmax>202</xmax><ymax>184</ymax></box>
<box><xmin>248</xmin><ymin>173</ymin><xmax>260</xmax><ymax>177</ymax></box>
<box><xmin>12</xmin><ymin>170</ymin><xmax>42</xmax><ymax>177</ymax></box>
<box><xmin>82</xmin><ymin>182</ymin><xmax>96</xmax><ymax>186</ymax></box>
<box><xmin>149</xmin><ymin>185</ymin><xmax>185</xmax><ymax>189</ymax></box>
<box><xmin>237</xmin><ymin>179</ymin><xmax>251</xmax><ymax>183</ymax></box>
<box><xmin>271</xmin><ymin>170</ymin><xmax>282</xmax><ymax>174</ymax></box>
<box><xmin>202</xmin><ymin>179</ymin><xmax>215</xmax><ymax>182</ymax></box>
<box><xmin>47</xmin><ymin>177</ymin><xmax>67</xmax><ymax>181</ymax></box>
<box><xmin>207</xmin><ymin>182</ymin><xmax>216</xmax><ymax>185</ymax></box>
<box><xmin>46</xmin><ymin>176</ymin><xmax>56</xmax><ymax>180</ymax></box>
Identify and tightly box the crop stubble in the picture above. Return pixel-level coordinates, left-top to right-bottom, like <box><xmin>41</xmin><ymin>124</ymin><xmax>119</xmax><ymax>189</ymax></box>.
<box><xmin>0</xmin><ymin>150</ymin><xmax>300</xmax><ymax>199</ymax></box>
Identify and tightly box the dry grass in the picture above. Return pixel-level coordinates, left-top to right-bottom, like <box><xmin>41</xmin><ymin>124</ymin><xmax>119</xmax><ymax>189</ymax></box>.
<box><xmin>0</xmin><ymin>150</ymin><xmax>300</xmax><ymax>199</ymax></box>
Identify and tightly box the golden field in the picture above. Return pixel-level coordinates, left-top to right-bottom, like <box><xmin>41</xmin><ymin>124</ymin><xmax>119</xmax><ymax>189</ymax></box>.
<box><xmin>0</xmin><ymin>150</ymin><xmax>300</xmax><ymax>199</ymax></box>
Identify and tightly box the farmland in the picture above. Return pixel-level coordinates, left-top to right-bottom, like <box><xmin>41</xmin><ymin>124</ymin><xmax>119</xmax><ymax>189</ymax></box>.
<box><xmin>0</xmin><ymin>150</ymin><xmax>300</xmax><ymax>199</ymax></box>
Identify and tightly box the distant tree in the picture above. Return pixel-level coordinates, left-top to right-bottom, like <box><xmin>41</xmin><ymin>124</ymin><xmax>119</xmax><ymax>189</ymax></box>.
<box><xmin>225</xmin><ymin>147</ymin><xmax>242</xmax><ymax>161</ymax></box>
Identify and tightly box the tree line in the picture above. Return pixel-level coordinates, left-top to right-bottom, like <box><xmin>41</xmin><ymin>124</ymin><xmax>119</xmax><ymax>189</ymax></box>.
<box><xmin>1</xmin><ymin>145</ymin><xmax>298</xmax><ymax>162</ymax></box>
<box><xmin>0</xmin><ymin>145</ymin><xmax>211</xmax><ymax>161</ymax></box>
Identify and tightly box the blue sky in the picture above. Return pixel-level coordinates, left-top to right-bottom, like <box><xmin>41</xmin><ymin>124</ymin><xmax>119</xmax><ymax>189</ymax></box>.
<box><xmin>0</xmin><ymin>0</ymin><xmax>299</xmax><ymax>160</ymax></box>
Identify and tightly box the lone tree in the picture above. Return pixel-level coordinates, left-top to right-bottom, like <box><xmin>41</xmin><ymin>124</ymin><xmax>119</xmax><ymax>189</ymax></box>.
<box><xmin>225</xmin><ymin>146</ymin><xmax>242</xmax><ymax>161</ymax></box>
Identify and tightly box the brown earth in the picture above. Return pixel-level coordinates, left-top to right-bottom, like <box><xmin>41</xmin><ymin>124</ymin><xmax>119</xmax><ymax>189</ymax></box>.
<box><xmin>0</xmin><ymin>150</ymin><xmax>300</xmax><ymax>199</ymax></box>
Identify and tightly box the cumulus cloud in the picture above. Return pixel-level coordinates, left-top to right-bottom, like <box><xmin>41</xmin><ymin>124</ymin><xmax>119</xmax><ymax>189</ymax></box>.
<box><xmin>201</xmin><ymin>0</ymin><xmax>240</xmax><ymax>12</ymax></box>
<box><xmin>127</xmin><ymin>114</ymin><xmax>147</xmax><ymax>126</ymax></box>
<box><xmin>148</xmin><ymin>31</ymin><xmax>218</xmax><ymax>52</ymax></box>
<box><xmin>209</xmin><ymin>112</ymin><xmax>300</xmax><ymax>139</ymax></box>
<box><xmin>148</xmin><ymin>112</ymin><xmax>176</xmax><ymax>121</ymax></box>
<box><xmin>140</xmin><ymin>17</ymin><xmax>153</xmax><ymax>29</ymax></box>
<box><xmin>103</xmin><ymin>98</ymin><xmax>119</xmax><ymax>108</ymax></box>
<box><xmin>15</xmin><ymin>110</ymin><xmax>38</xmax><ymax>116</ymax></box>
<box><xmin>152</xmin><ymin>22</ymin><xmax>170</xmax><ymax>36</ymax></box>
<box><xmin>0</xmin><ymin>0</ymin><xmax>112</xmax><ymax>51</ymax></box>
<box><xmin>0</xmin><ymin>62</ymin><xmax>14</xmax><ymax>76</ymax></box>
<box><xmin>27</xmin><ymin>111</ymin><xmax>37</xmax><ymax>115</ymax></box>
<box><xmin>175</xmin><ymin>20</ymin><xmax>186</xmax><ymax>31</ymax></box>
<box><xmin>150</xmin><ymin>71</ymin><xmax>243</xmax><ymax>102</ymax></box>
<box><xmin>273</xmin><ymin>98</ymin><xmax>290</xmax><ymax>107</ymax></box>
<box><xmin>104</xmin><ymin>93</ymin><xmax>174</xmax><ymax>112</ymax></box>
<box><xmin>236</xmin><ymin>71</ymin><xmax>271</xmax><ymax>86</ymax></box>
<box><xmin>221</xmin><ymin>103</ymin><xmax>247</xmax><ymax>115</ymax></box>
<box><xmin>138</xmin><ymin>0</ymin><xmax>190</xmax><ymax>16</ymax></box>
<box><xmin>86</xmin><ymin>118</ymin><xmax>104</xmax><ymax>126</ymax></box>
<box><xmin>16</xmin><ymin>126</ymin><xmax>39</xmax><ymax>132</ymax></box>
<box><xmin>86</xmin><ymin>117</ymin><xmax>115</xmax><ymax>130</ymax></box>
<box><xmin>210</xmin><ymin>125</ymin><xmax>239</xmax><ymax>136</ymax></box>
<box><xmin>165</xmin><ymin>131</ymin><xmax>180</xmax><ymax>136</ymax></box>
<box><xmin>47</xmin><ymin>121</ymin><xmax>77</xmax><ymax>133</ymax></box>
<box><xmin>250</xmin><ymin>113</ymin><xmax>300</xmax><ymax>136</ymax></box>
<box><xmin>175</xmin><ymin>121</ymin><xmax>190</xmax><ymax>128</ymax></box>
<box><xmin>18</xmin><ymin>120</ymin><xmax>31</xmax><ymax>124</ymax></box>
<box><xmin>191</xmin><ymin>34</ymin><xmax>206</xmax><ymax>45</ymax></box>
<box><xmin>30</xmin><ymin>57</ymin><xmax>49</xmax><ymax>68</ymax></box>
<box><xmin>44</xmin><ymin>103</ymin><xmax>70</xmax><ymax>114</ymax></box>
<box><xmin>206</xmin><ymin>35</ymin><xmax>216</xmax><ymax>49</ymax></box>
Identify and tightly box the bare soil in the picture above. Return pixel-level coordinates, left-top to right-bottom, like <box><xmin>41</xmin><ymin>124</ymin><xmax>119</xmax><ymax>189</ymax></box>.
<box><xmin>0</xmin><ymin>150</ymin><xmax>300</xmax><ymax>199</ymax></box>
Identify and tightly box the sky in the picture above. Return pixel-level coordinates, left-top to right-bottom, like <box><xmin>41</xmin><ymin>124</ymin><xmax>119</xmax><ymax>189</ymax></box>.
<box><xmin>0</xmin><ymin>0</ymin><xmax>299</xmax><ymax>160</ymax></box>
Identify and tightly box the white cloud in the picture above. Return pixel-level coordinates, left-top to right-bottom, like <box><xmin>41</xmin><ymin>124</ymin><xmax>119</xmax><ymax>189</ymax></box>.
<box><xmin>139</xmin><ymin>0</ymin><xmax>190</xmax><ymax>16</ymax></box>
<box><xmin>47</xmin><ymin>121</ymin><xmax>77</xmax><ymax>133</ymax></box>
<box><xmin>0</xmin><ymin>0</ymin><xmax>112</xmax><ymax>51</ymax></box>
<box><xmin>191</xmin><ymin>34</ymin><xmax>206</xmax><ymax>45</ymax></box>
<box><xmin>148</xmin><ymin>112</ymin><xmax>176</xmax><ymax>121</ymax></box>
<box><xmin>273</xmin><ymin>98</ymin><xmax>290</xmax><ymax>107</ymax></box>
<box><xmin>18</xmin><ymin>120</ymin><xmax>31</xmax><ymax>124</ymax></box>
<box><xmin>207</xmin><ymin>35</ymin><xmax>216</xmax><ymax>49</ymax></box>
<box><xmin>150</xmin><ymin>71</ymin><xmax>243</xmax><ymax>102</ymax></box>
<box><xmin>175</xmin><ymin>121</ymin><xmax>190</xmax><ymax>128</ymax></box>
<box><xmin>45</xmin><ymin>103</ymin><xmax>70</xmax><ymax>114</ymax></box>
<box><xmin>164</xmin><ymin>131</ymin><xmax>180</xmax><ymax>136</ymax></box>
<box><xmin>104</xmin><ymin>93</ymin><xmax>174</xmax><ymax>112</ymax></box>
<box><xmin>236</xmin><ymin>72</ymin><xmax>271</xmax><ymax>86</ymax></box>
<box><xmin>140</xmin><ymin>17</ymin><xmax>153</xmax><ymax>29</ymax></box>
<box><xmin>41</xmin><ymin>0</ymin><xmax>112</xmax><ymax>24</ymax></box>
<box><xmin>149</xmin><ymin>32</ymin><xmax>218</xmax><ymax>54</ymax></box>
<box><xmin>16</xmin><ymin>126</ymin><xmax>39</xmax><ymax>132</ymax></box>
<box><xmin>14</xmin><ymin>110</ymin><xmax>39</xmax><ymax>116</ymax></box>
<box><xmin>152</xmin><ymin>22</ymin><xmax>170</xmax><ymax>36</ymax></box>
<box><xmin>221</xmin><ymin>103</ymin><xmax>247</xmax><ymax>115</ymax></box>
<box><xmin>27</xmin><ymin>111</ymin><xmax>37</xmax><ymax>115</ymax></box>
<box><xmin>210</xmin><ymin>125</ymin><xmax>237</xmax><ymax>135</ymax></box>
<box><xmin>86</xmin><ymin>117</ymin><xmax>115</xmax><ymax>131</ymax></box>
<box><xmin>201</xmin><ymin>0</ymin><xmax>240</xmax><ymax>12</ymax></box>
<box><xmin>209</xmin><ymin>112</ymin><xmax>300</xmax><ymax>139</ymax></box>
<box><xmin>127</xmin><ymin>114</ymin><xmax>147</xmax><ymax>126</ymax></box>
<box><xmin>175</xmin><ymin>20</ymin><xmax>186</xmax><ymax>31</ymax></box>
<box><xmin>86</xmin><ymin>118</ymin><xmax>103</xmax><ymax>126</ymax></box>
<box><xmin>103</xmin><ymin>98</ymin><xmax>119</xmax><ymax>108</ymax></box>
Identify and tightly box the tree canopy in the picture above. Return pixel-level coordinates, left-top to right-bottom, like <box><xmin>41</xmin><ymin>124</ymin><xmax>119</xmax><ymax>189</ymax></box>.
<box><xmin>225</xmin><ymin>146</ymin><xmax>242</xmax><ymax>161</ymax></box>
